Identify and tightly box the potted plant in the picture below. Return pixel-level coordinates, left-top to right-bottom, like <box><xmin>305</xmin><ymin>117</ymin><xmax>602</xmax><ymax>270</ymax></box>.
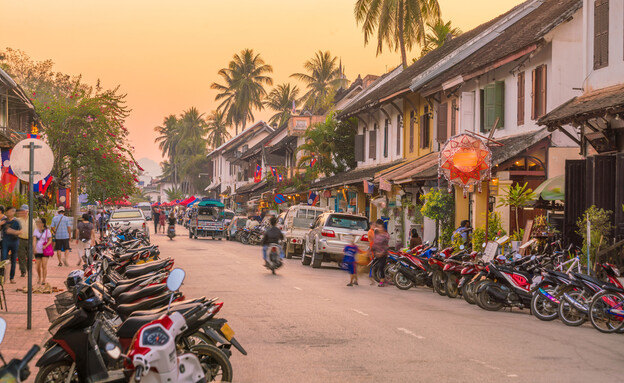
<box><xmin>497</xmin><ymin>182</ymin><xmax>536</xmax><ymax>249</ymax></box>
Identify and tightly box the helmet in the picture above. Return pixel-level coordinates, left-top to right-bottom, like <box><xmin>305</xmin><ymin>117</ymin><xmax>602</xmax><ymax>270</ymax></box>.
<box><xmin>66</xmin><ymin>269</ymin><xmax>85</xmax><ymax>290</ymax></box>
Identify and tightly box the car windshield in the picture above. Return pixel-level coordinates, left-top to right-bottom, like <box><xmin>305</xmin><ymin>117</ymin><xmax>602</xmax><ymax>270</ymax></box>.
<box><xmin>293</xmin><ymin>209</ymin><xmax>323</xmax><ymax>228</ymax></box>
<box><xmin>198</xmin><ymin>207</ymin><xmax>219</xmax><ymax>221</ymax></box>
<box><xmin>111</xmin><ymin>211</ymin><xmax>143</xmax><ymax>219</ymax></box>
<box><xmin>326</xmin><ymin>215</ymin><xmax>368</xmax><ymax>230</ymax></box>
<box><xmin>236</xmin><ymin>219</ymin><xmax>247</xmax><ymax>228</ymax></box>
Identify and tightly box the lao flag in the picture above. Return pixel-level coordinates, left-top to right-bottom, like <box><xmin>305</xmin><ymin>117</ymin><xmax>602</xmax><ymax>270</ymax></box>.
<box><xmin>277</xmin><ymin>174</ymin><xmax>283</xmax><ymax>182</ymax></box>
<box><xmin>307</xmin><ymin>191</ymin><xmax>319</xmax><ymax>206</ymax></box>
<box><xmin>363</xmin><ymin>180</ymin><xmax>375</xmax><ymax>194</ymax></box>
<box><xmin>57</xmin><ymin>188</ymin><xmax>71</xmax><ymax>209</ymax></box>
<box><xmin>270</xmin><ymin>167</ymin><xmax>277</xmax><ymax>177</ymax></box>
<box><xmin>254</xmin><ymin>164</ymin><xmax>262</xmax><ymax>183</ymax></box>
<box><xmin>310</xmin><ymin>157</ymin><xmax>317</xmax><ymax>168</ymax></box>
<box><xmin>34</xmin><ymin>175</ymin><xmax>53</xmax><ymax>194</ymax></box>
<box><xmin>1</xmin><ymin>149</ymin><xmax>14</xmax><ymax>175</ymax></box>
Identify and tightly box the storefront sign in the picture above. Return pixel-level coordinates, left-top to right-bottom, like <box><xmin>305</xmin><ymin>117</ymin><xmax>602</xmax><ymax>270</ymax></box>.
<box><xmin>379</xmin><ymin>178</ymin><xmax>392</xmax><ymax>192</ymax></box>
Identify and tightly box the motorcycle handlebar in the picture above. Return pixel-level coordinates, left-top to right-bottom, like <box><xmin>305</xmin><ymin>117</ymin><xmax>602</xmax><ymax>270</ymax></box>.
<box><xmin>17</xmin><ymin>345</ymin><xmax>40</xmax><ymax>372</ymax></box>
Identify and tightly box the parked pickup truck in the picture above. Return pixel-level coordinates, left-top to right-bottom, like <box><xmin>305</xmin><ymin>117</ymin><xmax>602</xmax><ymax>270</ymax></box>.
<box><xmin>108</xmin><ymin>208</ymin><xmax>150</xmax><ymax>239</ymax></box>
<box><xmin>188</xmin><ymin>199</ymin><xmax>227</xmax><ymax>240</ymax></box>
<box><xmin>282</xmin><ymin>204</ymin><xmax>327</xmax><ymax>258</ymax></box>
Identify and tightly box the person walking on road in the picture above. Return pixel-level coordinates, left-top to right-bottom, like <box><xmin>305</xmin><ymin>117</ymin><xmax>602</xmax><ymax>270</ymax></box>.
<box><xmin>158</xmin><ymin>212</ymin><xmax>166</xmax><ymax>234</ymax></box>
<box><xmin>33</xmin><ymin>218</ymin><xmax>53</xmax><ymax>285</ymax></box>
<box><xmin>51</xmin><ymin>206</ymin><xmax>72</xmax><ymax>267</ymax></box>
<box><xmin>367</xmin><ymin>220</ymin><xmax>376</xmax><ymax>285</ymax></box>
<box><xmin>75</xmin><ymin>213</ymin><xmax>95</xmax><ymax>266</ymax></box>
<box><xmin>15</xmin><ymin>205</ymin><xmax>33</xmax><ymax>278</ymax></box>
<box><xmin>371</xmin><ymin>219</ymin><xmax>390</xmax><ymax>287</ymax></box>
<box><xmin>1</xmin><ymin>207</ymin><xmax>22</xmax><ymax>283</ymax></box>
<box><xmin>343</xmin><ymin>237</ymin><xmax>359</xmax><ymax>286</ymax></box>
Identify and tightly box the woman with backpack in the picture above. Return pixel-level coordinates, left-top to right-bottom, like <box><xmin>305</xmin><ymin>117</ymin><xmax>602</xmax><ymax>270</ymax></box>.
<box><xmin>75</xmin><ymin>213</ymin><xmax>95</xmax><ymax>266</ymax></box>
<box><xmin>33</xmin><ymin>218</ymin><xmax>53</xmax><ymax>285</ymax></box>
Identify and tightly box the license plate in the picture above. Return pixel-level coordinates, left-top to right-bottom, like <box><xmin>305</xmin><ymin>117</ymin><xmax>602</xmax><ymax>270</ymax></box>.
<box><xmin>220</xmin><ymin>323</ymin><xmax>235</xmax><ymax>341</ymax></box>
<box><xmin>342</xmin><ymin>235</ymin><xmax>353</xmax><ymax>241</ymax></box>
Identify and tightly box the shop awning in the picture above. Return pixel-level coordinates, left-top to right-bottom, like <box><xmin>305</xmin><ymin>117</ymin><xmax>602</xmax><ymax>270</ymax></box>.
<box><xmin>532</xmin><ymin>174</ymin><xmax>565</xmax><ymax>201</ymax></box>
<box><xmin>377</xmin><ymin>152</ymin><xmax>438</xmax><ymax>184</ymax></box>
<box><xmin>309</xmin><ymin>160</ymin><xmax>403</xmax><ymax>191</ymax></box>
<box><xmin>204</xmin><ymin>182</ymin><xmax>221</xmax><ymax>192</ymax></box>
<box><xmin>234</xmin><ymin>180</ymin><xmax>267</xmax><ymax>195</ymax></box>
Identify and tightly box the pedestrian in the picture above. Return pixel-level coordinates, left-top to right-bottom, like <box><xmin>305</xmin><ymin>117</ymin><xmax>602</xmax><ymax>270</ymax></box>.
<box><xmin>51</xmin><ymin>206</ymin><xmax>72</xmax><ymax>267</ymax></box>
<box><xmin>0</xmin><ymin>206</ymin><xmax>5</xmax><ymax>258</ymax></box>
<box><xmin>15</xmin><ymin>205</ymin><xmax>34</xmax><ymax>278</ymax></box>
<box><xmin>1</xmin><ymin>207</ymin><xmax>22</xmax><ymax>283</ymax></box>
<box><xmin>454</xmin><ymin>220</ymin><xmax>472</xmax><ymax>242</ymax></box>
<box><xmin>371</xmin><ymin>219</ymin><xmax>390</xmax><ymax>287</ymax></box>
<box><xmin>158</xmin><ymin>211</ymin><xmax>166</xmax><ymax>234</ymax></box>
<box><xmin>33</xmin><ymin>218</ymin><xmax>53</xmax><ymax>285</ymax></box>
<box><xmin>153</xmin><ymin>207</ymin><xmax>160</xmax><ymax>234</ymax></box>
<box><xmin>75</xmin><ymin>213</ymin><xmax>95</xmax><ymax>266</ymax></box>
<box><xmin>409</xmin><ymin>228</ymin><xmax>422</xmax><ymax>249</ymax></box>
<box><xmin>343</xmin><ymin>237</ymin><xmax>359</xmax><ymax>286</ymax></box>
<box><xmin>367</xmin><ymin>220</ymin><xmax>376</xmax><ymax>285</ymax></box>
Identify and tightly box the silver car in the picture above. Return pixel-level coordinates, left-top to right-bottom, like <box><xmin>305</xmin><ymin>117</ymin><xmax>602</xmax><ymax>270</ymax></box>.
<box><xmin>302</xmin><ymin>213</ymin><xmax>370</xmax><ymax>268</ymax></box>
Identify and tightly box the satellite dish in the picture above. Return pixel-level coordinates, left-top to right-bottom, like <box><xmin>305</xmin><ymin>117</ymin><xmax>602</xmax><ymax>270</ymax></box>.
<box><xmin>10</xmin><ymin>138</ymin><xmax>54</xmax><ymax>183</ymax></box>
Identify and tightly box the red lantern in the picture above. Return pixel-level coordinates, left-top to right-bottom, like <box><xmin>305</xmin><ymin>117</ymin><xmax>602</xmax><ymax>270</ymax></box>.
<box><xmin>439</xmin><ymin>134</ymin><xmax>492</xmax><ymax>196</ymax></box>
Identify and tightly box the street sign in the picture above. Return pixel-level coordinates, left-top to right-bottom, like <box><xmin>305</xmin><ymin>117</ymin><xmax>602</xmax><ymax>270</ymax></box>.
<box><xmin>10</xmin><ymin>138</ymin><xmax>53</xmax><ymax>182</ymax></box>
<box><xmin>274</xmin><ymin>193</ymin><xmax>286</xmax><ymax>204</ymax></box>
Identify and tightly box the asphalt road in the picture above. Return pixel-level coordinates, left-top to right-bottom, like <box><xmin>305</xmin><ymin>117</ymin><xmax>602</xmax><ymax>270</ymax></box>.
<box><xmin>155</xmin><ymin>227</ymin><xmax>624</xmax><ymax>383</ymax></box>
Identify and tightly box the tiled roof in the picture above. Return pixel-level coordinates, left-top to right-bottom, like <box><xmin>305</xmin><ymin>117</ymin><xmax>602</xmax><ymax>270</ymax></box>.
<box><xmin>234</xmin><ymin>180</ymin><xmax>267</xmax><ymax>195</ymax></box>
<box><xmin>310</xmin><ymin>161</ymin><xmax>404</xmax><ymax>190</ymax></box>
<box><xmin>539</xmin><ymin>84</ymin><xmax>624</xmax><ymax>126</ymax></box>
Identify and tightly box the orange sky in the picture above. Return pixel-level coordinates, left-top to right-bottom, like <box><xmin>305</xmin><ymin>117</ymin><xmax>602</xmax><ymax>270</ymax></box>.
<box><xmin>1</xmin><ymin>0</ymin><xmax>523</xmax><ymax>165</ymax></box>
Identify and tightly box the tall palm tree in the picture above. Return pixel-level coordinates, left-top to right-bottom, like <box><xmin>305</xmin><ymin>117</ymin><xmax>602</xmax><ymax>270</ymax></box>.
<box><xmin>211</xmin><ymin>49</ymin><xmax>273</xmax><ymax>135</ymax></box>
<box><xmin>290</xmin><ymin>51</ymin><xmax>347</xmax><ymax>114</ymax></box>
<box><xmin>154</xmin><ymin>115</ymin><xmax>179</xmax><ymax>159</ymax></box>
<box><xmin>420</xmin><ymin>19</ymin><xmax>462</xmax><ymax>57</ymax></box>
<box><xmin>205</xmin><ymin>110</ymin><xmax>231</xmax><ymax>149</ymax></box>
<box><xmin>264</xmin><ymin>83</ymin><xmax>300</xmax><ymax>128</ymax></box>
<box><xmin>177</xmin><ymin>107</ymin><xmax>207</xmax><ymax>144</ymax></box>
<box><xmin>354</xmin><ymin>0</ymin><xmax>441</xmax><ymax>68</ymax></box>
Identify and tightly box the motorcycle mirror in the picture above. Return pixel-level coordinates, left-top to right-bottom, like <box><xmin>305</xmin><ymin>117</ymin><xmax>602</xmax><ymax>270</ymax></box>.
<box><xmin>309</xmin><ymin>223</ymin><xmax>314</xmax><ymax>229</ymax></box>
<box><xmin>167</xmin><ymin>268</ymin><xmax>185</xmax><ymax>292</ymax></box>
<box><xmin>105</xmin><ymin>343</ymin><xmax>121</xmax><ymax>360</ymax></box>
<box><xmin>0</xmin><ymin>318</ymin><xmax>6</xmax><ymax>345</ymax></box>
<box><xmin>482</xmin><ymin>243</ymin><xmax>487</xmax><ymax>248</ymax></box>
<box><xmin>531</xmin><ymin>255</ymin><xmax>536</xmax><ymax>261</ymax></box>
<box><xmin>459</xmin><ymin>245</ymin><xmax>465</xmax><ymax>250</ymax></box>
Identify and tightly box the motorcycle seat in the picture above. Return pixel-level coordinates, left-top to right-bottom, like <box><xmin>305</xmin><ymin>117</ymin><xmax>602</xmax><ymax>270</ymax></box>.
<box><xmin>117</xmin><ymin>302</ymin><xmax>208</xmax><ymax>339</ymax></box>
<box><xmin>573</xmin><ymin>272</ymin><xmax>605</xmax><ymax>287</ymax></box>
<box><xmin>115</xmin><ymin>284</ymin><xmax>168</xmax><ymax>305</ymax></box>
<box><xmin>124</xmin><ymin>259</ymin><xmax>172</xmax><ymax>279</ymax></box>
<box><xmin>123</xmin><ymin>246</ymin><xmax>156</xmax><ymax>254</ymax></box>
<box><xmin>602</xmin><ymin>284</ymin><xmax>624</xmax><ymax>293</ymax></box>
<box><xmin>116</xmin><ymin>292</ymin><xmax>174</xmax><ymax>319</ymax></box>
<box><xmin>129</xmin><ymin>297</ymin><xmax>209</xmax><ymax>317</ymax></box>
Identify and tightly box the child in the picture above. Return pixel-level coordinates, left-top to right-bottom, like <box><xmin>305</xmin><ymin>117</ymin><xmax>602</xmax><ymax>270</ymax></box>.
<box><xmin>343</xmin><ymin>238</ymin><xmax>359</xmax><ymax>286</ymax></box>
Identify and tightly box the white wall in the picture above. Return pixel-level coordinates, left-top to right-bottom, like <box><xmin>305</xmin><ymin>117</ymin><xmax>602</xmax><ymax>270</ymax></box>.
<box><xmin>357</xmin><ymin>99</ymin><xmax>404</xmax><ymax>168</ymax></box>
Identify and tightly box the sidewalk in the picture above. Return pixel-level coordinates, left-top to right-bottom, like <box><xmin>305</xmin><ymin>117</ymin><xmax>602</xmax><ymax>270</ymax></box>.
<box><xmin>1</xmin><ymin>252</ymin><xmax>80</xmax><ymax>363</ymax></box>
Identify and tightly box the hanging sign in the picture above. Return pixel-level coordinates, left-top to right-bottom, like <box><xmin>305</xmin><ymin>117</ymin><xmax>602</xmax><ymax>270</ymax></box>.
<box><xmin>274</xmin><ymin>193</ymin><xmax>286</xmax><ymax>204</ymax></box>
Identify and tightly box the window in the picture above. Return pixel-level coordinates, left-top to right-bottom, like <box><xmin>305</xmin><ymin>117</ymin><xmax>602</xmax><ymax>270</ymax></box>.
<box><xmin>593</xmin><ymin>0</ymin><xmax>609</xmax><ymax>70</ymax></box>
<box><xmin>437</xmin><ymin>103</ymin><xmax>448</xmax><ymax>143</ymax></box>
<box><xmin>451</xmin><ymin>99</ymin><xmax>457</xmax><ymax>136</ymax></box>
<box><xmin>481</xmin><ymin>81</ymin><xmax>505</xmax><ymax>132</ymax></box>
<box><xmin>409</xmin><ymin>111</ymin><xmax>415</xmax><ymax>153</ymax></box>
<box><xmin>110</xmin><ymin>210</ymin><xmax>143</xmax><ymax>220</ymax></box>
<box><xmin>383</xmin><ymin>119</ymin><xmax>389</xmax><ymax>158</ymax></box>
<box><xmin>396</xmin><ymin>115</ymin><xmax>402</xmax><ymax>155</ymax></box>
<box><xmin>420</xmin><ymin>106</ymin><xmax>430</xmax><ymax>149</ymax></box>
<box><xmin>517</xmin><ymin>72</ymin><xmax>525</xmax><ymax>125</ymax></box>
<box><xmin>355</xmin><ymin>134</ymin><xmax>364</xmax><ymax>162</ymax></box>
<box><xmin>327</xmin><ymin>214</ymin><xmax>368</xmax><ymax>230</ymax></box>
<box><xmin>369</xmin><ymin>124</ymin><xmax>377</xmax><ymax>159</ymax></box>
<box><xmin>531</xmin><ymin>66</ymin><xmax>547</xmax><ymax>120</ymax></box>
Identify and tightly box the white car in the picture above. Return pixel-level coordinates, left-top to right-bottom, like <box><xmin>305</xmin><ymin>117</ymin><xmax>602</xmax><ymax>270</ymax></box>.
<box><xmin>108</xmin><ymin>208</ymin><xmax>150</xmax><ymax>239</ymax></box>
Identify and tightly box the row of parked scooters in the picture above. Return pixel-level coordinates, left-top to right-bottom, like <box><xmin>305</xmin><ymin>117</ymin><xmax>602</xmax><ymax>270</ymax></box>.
<box><xmin>380</xmin><ymin>240</ymin><xmax>624</xmax><ymax>334</ymax></box>
<box><xmin>9</xmin><ymin>225</ymin><xmax>245</xmax><ymax>383</ymax></box>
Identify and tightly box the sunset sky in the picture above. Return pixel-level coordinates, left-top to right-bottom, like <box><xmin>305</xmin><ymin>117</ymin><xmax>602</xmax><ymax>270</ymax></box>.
<box><xmin>1</xmin><ymin>0</ymin><xmax>523</xmax><ymax>166</ymax></box>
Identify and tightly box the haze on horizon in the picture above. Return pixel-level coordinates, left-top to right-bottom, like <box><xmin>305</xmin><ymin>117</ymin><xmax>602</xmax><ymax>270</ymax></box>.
<box><xmin>1</xmin><ymin>0</ymin><xmax>523</xmax><ymax>165</ymax></box>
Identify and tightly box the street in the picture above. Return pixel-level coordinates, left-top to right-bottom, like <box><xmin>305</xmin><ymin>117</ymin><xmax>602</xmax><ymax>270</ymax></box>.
<box><xmin>152</xmin><ymin>228</ymin><xmax>624</xmax><ymax>383</ymax></box>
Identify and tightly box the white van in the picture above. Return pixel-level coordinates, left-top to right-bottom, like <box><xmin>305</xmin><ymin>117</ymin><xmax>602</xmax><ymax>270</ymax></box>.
<box><xmin>282</xmin><ymin>204</ymin><xmax>327</xmax><ymax>258</ymax></box>
<box><xmin>137</xmin><ymin>202</ymin><xmax>153</xmax><ymax>221</ymax></box>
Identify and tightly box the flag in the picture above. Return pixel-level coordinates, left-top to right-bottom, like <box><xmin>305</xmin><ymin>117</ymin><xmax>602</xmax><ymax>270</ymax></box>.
<box><xmin>278</xmin><ymin>174</ymin><xmax>283</xmax><ymax>182</ymax></box>
<box><xmin>1</xmin><ymin>149</ymin><xmax>14</xmax><ymax>175</ymax></box>
<box><xmin>310</xmin><ymin>157</ymin><xmax>317</xmax><ymax>168</ymax></box>
<box><xmin>270</xmin><ymin>166</ymin><xmax>277</xmax><ymax>177</ymax></box>
<box><xmin>57</xmin><ymin>188</ymin><xmax>71</xmax><ymax>209</ymax></box>
<box><xmin>307</xmin><ymin>191</ymin><xmax>319</xmax><ymax>206</ymax></box>
<box><xmin>34</xmin><ymin>175</ymin><xmax>53</xmax><ymax>194</ymax></box>
<box><xmin>1</xmin><ymin>172</ymin><xmax>18</xmax><ymax>193</ymax></box>
<box><xmin>28</xmin><ymin>134</ymin><xmax>40</xmax><ymax>139</ymax></box>
<box><xmin>363</xmin><ymin>180</ymin><xmax>374</xmax><ymax>194</ymax></box>
<box><xmin>254</xmin><ymin>164</ymin><xmax>262</xmax><ymax>183</ymax></box>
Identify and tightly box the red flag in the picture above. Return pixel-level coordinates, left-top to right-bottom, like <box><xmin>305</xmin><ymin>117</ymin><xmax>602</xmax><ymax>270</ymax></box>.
<box><xmin>254</xmin><ymin>164</ymin><xmax>262</xmax><ymax>183</ymax></box>
<box><xmin>0</xmin><ymin>172</ymin><xmax>18</xmax><ymax>193</ymax></box>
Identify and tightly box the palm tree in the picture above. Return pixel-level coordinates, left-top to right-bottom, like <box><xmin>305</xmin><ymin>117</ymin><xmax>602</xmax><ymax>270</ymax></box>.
<box><xmin>264</xmin><ymin>83</ymin><xmax>300</xmax><ymax>128</ymax></box>
<box><xmin>211</xmin><ymin>49</ymin><xmax>273</xmax><ymax>135</ymax></box>
<box><xmin>290</xmin><ymin>51</ymin><xmax>347</xmax><ymax>114</ymax></box>
<box><xmin>420</xmin><ymin>19</ymin><xmax>462</xmax><ymax>57</ymax></box>
<box><xmin>205</xmin><ymin>110</ymin><xmax>231</xmax><ymax>149</ymax></box>
<box><xmin>177</xmin><ymin>107</ymin><xmax>207</xmax><ymax>144</ymax></box>
<box><xmin>354</xmin><ymin>0</ymin><xmax>441</xmax><ymax>68</ymax></box>
<box><xmin>154</xmin><ymin>115</ymin><xmax>179</xmax><ymax>159</ymax></box>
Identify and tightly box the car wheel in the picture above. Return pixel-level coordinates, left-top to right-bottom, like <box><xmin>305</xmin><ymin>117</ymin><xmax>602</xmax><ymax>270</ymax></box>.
<box><xmin>301</xmin><ymin>240</ymin><xmax>312</xmax><ymax>265</ymax></box>
<box><xmin>311</xmin><ymin>244</ymin><xmax>322</xmax><ymax>269</ymax></box>
<box><xmin>189</xmin><ymin>229</ymin><xmax>193</xmax><ymax>239</ymax></box>
<box><xmin>285</xmin><ymin>243</ymin><xmax>293</xmax><ymax>259</ymax></box>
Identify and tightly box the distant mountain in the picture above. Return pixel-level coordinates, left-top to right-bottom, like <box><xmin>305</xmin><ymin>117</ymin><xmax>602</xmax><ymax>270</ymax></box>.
<box><xmin>137</xmin><ymin>158</ymin><xmax>162</xmax><ymax>178</ymax></box>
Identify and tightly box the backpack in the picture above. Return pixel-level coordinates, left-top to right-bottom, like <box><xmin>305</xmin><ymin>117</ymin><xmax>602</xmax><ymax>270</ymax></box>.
<box><xmin>78</xmin><ymin>221</ymin><xmax>92</xmax><ymax>241</ymax></box>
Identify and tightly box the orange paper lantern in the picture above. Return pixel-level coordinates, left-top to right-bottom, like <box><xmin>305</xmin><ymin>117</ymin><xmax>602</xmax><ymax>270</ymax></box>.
<box><xmin>439</xmin><ymin>134</ymin><xmax>492</xmax><ymax>196</ymax></box>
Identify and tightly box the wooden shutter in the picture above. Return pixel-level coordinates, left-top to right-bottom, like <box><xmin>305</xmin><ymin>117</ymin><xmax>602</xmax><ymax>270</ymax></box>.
<box><xmin>396</xmin><ymin>115</ymin><xmax>402</xmax><ymax>155</ymax></box>
<box><xmin>437</xmin><ymin>103</ymin><xmax>448</xmax><ymax>142</ymax></box>
<box><xmin>450</xmin><ymin>99</ymin><xmax>457</xmax><ymax>136</ymax></box>
<box><xmin>539</xmin><ymin>66</ymin><xmax>547</xmax><ymax>117</ymax></box>
<box><xmin>531</xmin><ymin>69</ymin><xmax>536</xmax><ymax>120</ymax></box>
<box><xmin>593</xmin><ymin>0</ymin><xmax>609</xmax><ymax>70</ymax></box>
<box><xmin>517</xmin><ymin>72</ymin><xmax>525</xmax><ymax>125</ymax></box>
<box><xmin>420</xmin><ymin>107</ymin><xmax>430</xmax><ymax>149</ymax></box>
<box><xmin>484</xmin><ymin>82</ymin><xmax>504</xmax><ymax>131</ymax></box>
<box><xmin>354</xmin><ymin>135</ymin><xmax>364</xmax><ymax>162</ymax></box>
<box><xmin>383</xmin><ymin>119</ymin><xmax>389</xmax><ymax>158</ymax></box>
<box><xmin>369</xmin><ymin>128</ymin><xmax>376</xmax><ymax>159</ymax></box>
<box><xmin>461</xmin><ymin>92</ymin><xmax>475</xmax><ymax>132</ymax></box>
<box><xmin>409</xmin><ymin>111</ymin><xmax>415</xmax><ymax>153</ymax></box>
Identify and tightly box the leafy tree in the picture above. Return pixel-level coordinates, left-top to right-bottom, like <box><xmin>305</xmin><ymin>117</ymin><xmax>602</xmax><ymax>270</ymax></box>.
<box><xmin>211</xmin><ymin>49</ymin><xmax>273</xmax><ymax>134</ymax></box>
<box><xmin>165</xmin><ymin>186</ymin><xmax>185</xmax><ymax>202</ymax></box>
<box><xmin>205</xmin><ymin>110</ymin><xmax>231</xmax><ymax>149</ymax></box>
<box><xmin>290</xmin><ymin>51</ymin><xmax>347</xmax><ymax>114</ymax></box>
<box><xmin>154</xmin><ymin>115</ymin><xmax>180</xmax><ymax>186</ymax></box>
<box><xmin>472</xmin><ymin>212</ymin><xmax>506</xmax><ymax>251</ymax></box>
<box><xmin>420</xmin><ymin>188</ymin><xmax>454</xmax><ymax>246</ymax></box>
<box><xmin>419</xmin><ymin>19</ymin><xmax>462</xmax><ymax>57</ymax></box>
<box><xmin>497</xmin><ymin>182</ymin><xmax>536</xmax><ymax>236</ymax></box>
<box><xmin>354</xmin><ymin>0</ymin><xmax>441</xmax><ymax>68</ymax></box>
<box><xmin>264</xmin><ymin>83</ymin><xmax>299</xmax><ymax>128</ymax></box>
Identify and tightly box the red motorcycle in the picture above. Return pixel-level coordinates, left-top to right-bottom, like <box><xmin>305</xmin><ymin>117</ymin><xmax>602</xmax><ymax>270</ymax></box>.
<box><xmin>429</xmin><ymin>248</ymin><xmax>455</xmax><ymax>296</ymax></box>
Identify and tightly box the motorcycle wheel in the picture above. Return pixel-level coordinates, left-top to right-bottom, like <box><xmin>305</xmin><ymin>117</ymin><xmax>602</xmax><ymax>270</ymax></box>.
<box><xmin>35</xmin><ymin>361</ymin><xmax>80</xmax><ymax>383</ymax></box>
<box><xmin>446</xmin><ymin>274</ymin><xmax>459</xmax><ymax>298</ymax></box>
<box><xmin>531</xmin><ymin>288</ymin><xmax>559</xmax><ymax>321</ymax></box>
<box><xmin>393</xmin><ymin>272</ymin><xmax>414</xmax><ymax>290</ymax></box>
<box><xmin>476</xmin><ymin>283</ymin><xmax>504</xmax><ymax>311</ymax></box>
<box><xmin>462</xmin><ymin>280</ymin><xmax>477</xmax><ymax>305</ymax></box>
<box><xmin>558</xmin><ymin>291</ymin><xmax>588</xmax><ymax>327</ymax></box>
<box><xmin>588</xmin><ymin>291</ymin><xmax>624</xmax><ymax>333</ymax></box>
<box><xmin>193</xmin><ymin>344</ymin><xmax>233</xmax><ymax>382</ymax></box>
<box><xmin>240</xmin><ymin>235</ymin><xmax>248</xmax><ymax>245</ymax></box>
<box><xmin>432</xmin><ymin>270</ymin><xmax>447</xmax><ymax>296</ymax></box>
<box><xmin>383</xmin><ymin>263</ymin><xmax>396</xmax><ymax>283</ymax></box>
